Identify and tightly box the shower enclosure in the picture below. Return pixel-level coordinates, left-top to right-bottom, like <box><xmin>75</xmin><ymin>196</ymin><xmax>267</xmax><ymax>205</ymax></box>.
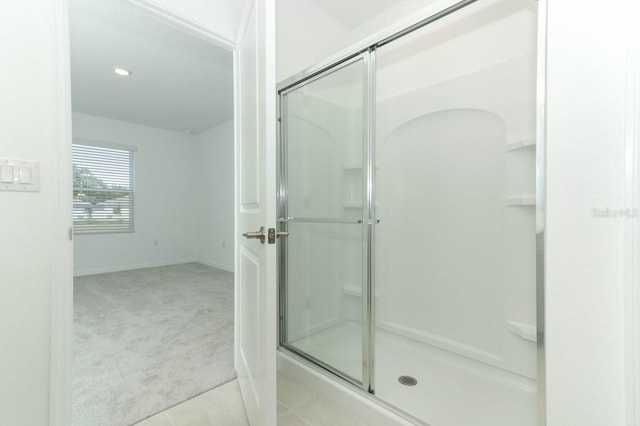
<box><xmin>278</xmin><ymin>0</ymin><xmax>541</xmax><ymax>424</ymax></box>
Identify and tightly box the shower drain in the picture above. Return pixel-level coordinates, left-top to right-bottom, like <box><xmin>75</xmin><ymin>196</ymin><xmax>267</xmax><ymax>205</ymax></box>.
<box><xmin>398</xmin><ymin>376</ymin><xmax>418</xmax><ymax>386</ymax></box>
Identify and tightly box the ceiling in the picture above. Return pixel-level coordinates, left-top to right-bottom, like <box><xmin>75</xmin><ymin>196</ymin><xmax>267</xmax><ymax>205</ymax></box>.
<box><xmin>307</xmin><ymin>0</ymin><xmax>403</xmax><ymax>28</ymax></box>
<box><xmin>69</xmin><ymin>0</ymin><xmax>234</xmax><ymax>134</ymax></box>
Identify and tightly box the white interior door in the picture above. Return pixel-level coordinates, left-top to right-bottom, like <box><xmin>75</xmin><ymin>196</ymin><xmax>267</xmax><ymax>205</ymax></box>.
<box><xmin>234</xmin><ymin>0</ymin><xmax>277</xmax><ymax>424</ymax></box>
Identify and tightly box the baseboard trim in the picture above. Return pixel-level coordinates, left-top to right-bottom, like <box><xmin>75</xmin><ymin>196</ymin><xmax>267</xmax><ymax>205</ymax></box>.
<box><xmin>74</xmin><ymin>259</ymin><xmax>235</xmax><ymax>277</ymax></box>
<box><xmin>73</xmin><ymin>259</ymin><xmax>199</xmax><ymax>277</ymax></box>
<box><xmin>196</xmin><ymin>259</ymin><xmax>234</xmax><ymax>273</ymax></box>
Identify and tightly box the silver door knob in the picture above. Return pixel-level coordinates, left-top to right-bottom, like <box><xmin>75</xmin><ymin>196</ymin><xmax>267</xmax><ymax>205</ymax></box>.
<box><xmin>267</xmin><ymin>228</ymin><xmax>289</xmax><ymax>244</ymax></box>
<box><xmin>243</xmin><ymin>226</ymin><xmax>266</xmax><ymax>244</ymax></box>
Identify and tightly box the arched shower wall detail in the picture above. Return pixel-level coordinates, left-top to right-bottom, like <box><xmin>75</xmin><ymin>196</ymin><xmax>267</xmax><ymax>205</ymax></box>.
<box><xmin>375</xmin><ymin>108</ymin><xmax>536</xmax><ymax>379</ymax></box>
<box><xmin>277</xmin><ymin>1</ymin><xmax>540</xmax><ymax>425</ymax></box>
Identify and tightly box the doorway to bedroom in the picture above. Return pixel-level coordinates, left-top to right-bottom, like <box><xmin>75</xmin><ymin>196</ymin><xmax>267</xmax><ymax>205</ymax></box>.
<box><xmin>69</xmin><ymin>0</ymin><xmax>236</xmax><ymax>424</ymax></box>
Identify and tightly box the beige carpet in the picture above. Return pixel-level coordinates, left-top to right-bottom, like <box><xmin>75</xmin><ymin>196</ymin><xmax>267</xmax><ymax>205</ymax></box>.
<box><xmin>73</xmin><ymin>263</ymin><xmax>236</xmax><ymax>426</ymax></box>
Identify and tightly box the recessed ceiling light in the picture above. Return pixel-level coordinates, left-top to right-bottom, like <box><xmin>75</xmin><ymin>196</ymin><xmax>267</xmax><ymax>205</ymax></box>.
<box><xmin>113</xmin><ymin>67</ymin><xmax>132</xmax><ymax>77</ymax></box>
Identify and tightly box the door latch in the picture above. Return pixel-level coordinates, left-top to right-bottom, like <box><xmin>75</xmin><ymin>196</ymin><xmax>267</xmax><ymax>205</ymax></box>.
<box><xmin>243</xmin><ymin>226</ymin><xmax>266</xmax><ymax>244</ymax></box>
<box><xmin>268</xmin><ymin>228</ymin><xmax>289</xmax><ymax>244</ymax></box>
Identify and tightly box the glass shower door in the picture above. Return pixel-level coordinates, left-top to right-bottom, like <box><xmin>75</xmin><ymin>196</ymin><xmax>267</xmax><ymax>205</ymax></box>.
<box><xmin>279</xmin><ymin>56</ymin><xmax>369</xmax><ymax>385</ymax></box>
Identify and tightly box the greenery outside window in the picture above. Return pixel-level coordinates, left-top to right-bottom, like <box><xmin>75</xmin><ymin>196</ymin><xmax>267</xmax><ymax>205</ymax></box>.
<box><xmin>72</xmin><ymin>141</ymin><xmax>136</xmax><ymax>233</ymax></box>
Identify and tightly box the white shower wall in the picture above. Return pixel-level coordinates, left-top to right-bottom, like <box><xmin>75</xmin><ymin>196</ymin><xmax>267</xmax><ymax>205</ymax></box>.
<box><xmin>281</xmin><ymin>0</ymin><xmax>538</xmax><ymax>424</ymax></box>
<box><xmin>374</xmin><ymin>0</ymin><xmax>538</xmax><ymax>380</ymax></box>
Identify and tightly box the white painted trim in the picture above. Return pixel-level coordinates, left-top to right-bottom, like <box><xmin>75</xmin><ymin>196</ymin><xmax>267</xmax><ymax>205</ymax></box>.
<box><xmin>626</xmin><ymin>0</ymin><xmax>640</xmax><ymax>423</ymax></box>
<box><xmin>232</xmin><ymin>21</ymin><xmax>242</xmax><ymax>378</ymax></box>
<box><xmin>235</xmin><ymin>0</ymin><xmax>255</xmax><ymax>48</ymax></box>
<box><xmin>51</xmin><ymin>0</ymin><xmax>238</xmax><ymax>423</ymax></box>
<box><xmin>197</xmin><ymin>259</ymin><xmax>234</xmax><ymax>273</ymax></box>
<box><xmin>50</xmin><ymin>0</ymin><xmax>74</xmax><ymax>424</ymax></box>
<box><xmin>126</xmin><ymin>0</ymin><xmax>235</xmax><ymax>49</ymax></box>
<box><xmin>74</xmin><ymin>259</ymin><xmax>203</xmax><ymax>277</ymax></box>
<box><xmin>74</xmin><ymin>259</ymin><xmax>233</xmax><ymax>277</ymax></box>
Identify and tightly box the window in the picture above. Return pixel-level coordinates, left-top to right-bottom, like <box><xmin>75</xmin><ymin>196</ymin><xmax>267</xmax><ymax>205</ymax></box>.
<box><xmin>72</xmin><ymin>141</ymin><xmax>136</xmax><ymax>233</ymax></box>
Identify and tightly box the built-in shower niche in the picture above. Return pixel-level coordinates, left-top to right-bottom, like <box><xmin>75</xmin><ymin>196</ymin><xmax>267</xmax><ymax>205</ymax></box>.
<box><xmin>341</xmin><ymin>164</ymin><xmax>363</xmax><ymax>209</ymax></box>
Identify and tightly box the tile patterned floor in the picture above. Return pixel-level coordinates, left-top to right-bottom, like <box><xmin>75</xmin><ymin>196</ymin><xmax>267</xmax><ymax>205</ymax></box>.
<box><xmin>134</xmin><ymin>380</ymin><xmax>249</xmax><ymax>426</ymax></box>
<box><xmin>134</xmin><ymin>374</ymin><xmax>367</xmax><ymax>425</ymax></box>
<box><xmin>277</xmin><ymin>374</ymin><xmax>365</xmax><ymax>425</ymax></box>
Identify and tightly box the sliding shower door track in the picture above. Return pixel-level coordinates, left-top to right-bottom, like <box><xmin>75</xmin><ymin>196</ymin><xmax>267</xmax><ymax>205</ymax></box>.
<box><xmin>278</xmin><ymin>217</ymin><xmax>362</xmax><ymax>224</ymax></box>
<box><xmin>278</xmin><ymin>347</ymin><xmax>430</xmax><ymax>426</ymax></box>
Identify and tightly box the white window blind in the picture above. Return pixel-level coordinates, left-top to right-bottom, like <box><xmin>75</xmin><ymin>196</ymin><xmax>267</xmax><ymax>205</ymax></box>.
<box><xmin>72</xmin><ymin>142</ymin><xmax>136</xmax><ymax>234</ymax></box>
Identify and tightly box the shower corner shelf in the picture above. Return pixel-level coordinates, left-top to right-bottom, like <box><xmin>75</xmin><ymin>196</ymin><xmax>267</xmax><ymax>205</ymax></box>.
<box><xmin>506</xmin><ymin>320</ymin><xmax>537</xmax><ymax>343</ymax></box>
<box><xmin>343</xmin><ymin>164</ymin><xmax>362</xmax><ymax>171</ymax></box>
<box><xmin>342</xmin><ymin>163</ymin><xmax>380</xmax><ymax>170</ymax></box>
<box><xmin>343</xmin><ymin>201</ymin><xmax>380</xmax><ymax>209</ymax></box>
<box><xmin>506</xmin><ymin>139</ymin><xmax>536</xmax><ymax>152</ymax></box>
<box><xmin>343</xmin><ymin>286</ymin><xmax>361</xmax><ymax>297</ymax></box>
<box><xmin>506</xmin><ymin>196</ymin><xmax>536</xmax><ymax>206</ymax></box>
<box><xmin>343</xmin><ymin>286</ymin><xmax>377</xmax><ymax>298</ymax></box>
<box><xmin>343</xmin><ymin>201</ymin><xmax>361</xmax><ymax>209</ymax></box>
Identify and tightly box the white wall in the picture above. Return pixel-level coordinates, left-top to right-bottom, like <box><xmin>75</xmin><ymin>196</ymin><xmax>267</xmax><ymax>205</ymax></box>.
<box><xmin>372</xmin><ymin>0</ymin><xmax>537</xmax><ymax>382</ymax></box>
<box><xmin>275</xmin><ymin>0</ymin><xmax>452</xmax><ymax>83</ymax></box>
<box><xmin>0</xmin><ymin>1</ymin><xmax>71</xmax><ymax>425</ymax></box>
<box><xmin>195</xmin><ymin>120</ymin><xmax>235</xmax><ymax>271</ymax></box>
<box><xmin>347</xmin><ymin>0</ymin><xmax>441</xmax><ymax>44</ymax></box>
<box><xmin>275</xmin><ymin>0</ymin><xmax>350</xmax><ymax>82</ymax></box>
<box><xmin>72</xmin><ymin>113</ymin><xmax>199</xmax><ymax>275</ymax></box>
<box><xmin>72</xmin><ymin>113</ymin><xmax>235</xmax><ymax>275</ymax></box>
<box><xmin>545</xmin><ymin>0</ymin><xmax>629</xmax><ymax>424</ymax></box>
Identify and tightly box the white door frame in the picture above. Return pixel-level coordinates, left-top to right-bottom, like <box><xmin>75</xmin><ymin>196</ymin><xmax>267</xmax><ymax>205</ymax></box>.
<box><xmin>48</xmin><ymin>1</ymin><xmax>255</xmax><ymax>424</ymax></box>
<box><xmin>626</xmin><ymin>0</ymin><xmax>640</xmax><ymax>423</ymax></box>
<box><xmin>49</xmin><ymin>1</ymin><xmax>74</xmax><ymax>424</ymax></box>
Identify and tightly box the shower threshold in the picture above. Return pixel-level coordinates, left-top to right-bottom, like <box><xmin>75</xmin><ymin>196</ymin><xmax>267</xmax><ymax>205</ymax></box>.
<box><xmin>290</xmin><ymin>321</ymin><xmax>536</xmax><ymax>426</ymax></box>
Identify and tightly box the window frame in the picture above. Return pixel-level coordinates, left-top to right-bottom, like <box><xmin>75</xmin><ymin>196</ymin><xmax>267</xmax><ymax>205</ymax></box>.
<box><xmin>72</xmin><ymin>138</ymin><xmax>137</xmax><ymax>235</ymax></box>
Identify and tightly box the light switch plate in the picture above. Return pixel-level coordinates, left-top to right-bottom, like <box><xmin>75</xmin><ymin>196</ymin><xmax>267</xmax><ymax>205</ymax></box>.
<box><xmin>18</xmin><ymin>167</ymin><xmax>32</xmax><ymax>184</ymax></box>
<box><xmin>0</xmin><ymin>159</ymin><xmax>40</xmax><ymax>192</ymax></box>
<box><xmin>1</xmin><ymin>166</ymin><xmax>13</xmax><ymax>183</ymax></box>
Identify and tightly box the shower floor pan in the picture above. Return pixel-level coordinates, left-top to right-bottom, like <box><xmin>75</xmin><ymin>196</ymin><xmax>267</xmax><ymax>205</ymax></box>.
<box><xmin>290</xmin><ymin>322</ymin><xmax>536</xmax><ymax>426</ymax></box>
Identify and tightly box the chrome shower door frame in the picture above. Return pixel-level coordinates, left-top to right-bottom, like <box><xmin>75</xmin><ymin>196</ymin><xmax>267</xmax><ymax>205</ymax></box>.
<box><xmin>277</xmin><ymin>52</ymin><xmax>374</xmax><ymax>390</ymax></box>
<box><xmin>276</xmin><ymin>0</ymin><xmax>547</xmax><ymax>424</ymax></box>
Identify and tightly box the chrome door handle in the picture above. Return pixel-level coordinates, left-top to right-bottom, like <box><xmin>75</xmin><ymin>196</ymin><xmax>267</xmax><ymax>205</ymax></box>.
<box><xmin>243</xmin><ymin>226</ymin><xmax>266</xmax><ymax>244</ymax></box>
<box><xmin>268</xmin><ymin>228</ymin><xmax>289</xmax><ymax>244</ymax></box>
